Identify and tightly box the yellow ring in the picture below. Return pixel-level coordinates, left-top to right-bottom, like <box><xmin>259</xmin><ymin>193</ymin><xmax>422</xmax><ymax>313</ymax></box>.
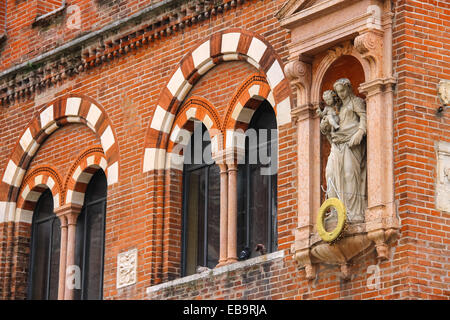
<box><xmin>316</xmin><ymin>198</ymin><xmax>347</xmax><ymax>243</ymax></box>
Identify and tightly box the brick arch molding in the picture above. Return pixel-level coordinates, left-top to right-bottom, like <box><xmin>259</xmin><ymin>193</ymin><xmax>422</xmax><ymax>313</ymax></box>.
<box><xmin>143</xmin><ymin>28</ymin><xmax>292</xmax><ymax>173</ymax></box>
<box><xmin>64</xmin><ymin>148</ymin><xmax>109</xmax><ymax>207</ymax></box>
<box><xmin>14</xmin><ymin>166</ymin><xmax>64</xmax><ymax>224</ymax></box>
<box><xmin>0</xmin><ymin>94</ymin><xmax>119</xmax><ymax>223</ymax></box>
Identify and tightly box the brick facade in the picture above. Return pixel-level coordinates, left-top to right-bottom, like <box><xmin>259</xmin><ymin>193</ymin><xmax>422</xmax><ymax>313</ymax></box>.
<box><xmin>0</xmin><ymin>0</ymin><xmax>448</xmax><ymax>300</ymax></box>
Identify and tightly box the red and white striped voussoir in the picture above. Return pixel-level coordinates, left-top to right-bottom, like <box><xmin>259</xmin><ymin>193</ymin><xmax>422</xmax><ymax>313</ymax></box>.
<box><xmin>223</xmin><ymin>73</ymin><xmax>279</xmax><ymax>151</ymax></box>
<box><xmin>165</xmin><ymin>97</ymin><xmax>222</xmax><ymax>171</ymax></box>
<box><xmin>65</xmin><ymin>150</ymin><xmax>109</xmax><ymax>207</ymax></box>
<box><xmin>143</xmin><ymin>28</ymin><xmax>292</xmax><ymax>173</ymax></box>
<box><xmin>14</xmin><ymin>166</ymin><xmax>63</xmax><ymax>224</ymax></box>
<box><xmin>0</xmin><ymin>95</ymin><xmax>119</xmax><ymax>223</ymax></box>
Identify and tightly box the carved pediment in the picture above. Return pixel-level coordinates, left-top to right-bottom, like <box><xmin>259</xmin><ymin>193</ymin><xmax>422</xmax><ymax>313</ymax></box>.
<box><xmin>276</xmin><ymin>0</ymin><xmax>359</xmax><ymax>29</ymax></box>
<box><xmin>276</xmin><ymin>0</ymin><xmax>316</xmax><ymax>20</ymax></box>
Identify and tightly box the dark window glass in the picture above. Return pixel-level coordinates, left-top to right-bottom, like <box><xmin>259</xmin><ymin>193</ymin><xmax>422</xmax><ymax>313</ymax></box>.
<box><xmin>74</xmin><ymin>170</ymin><xmax>107</xmax><ymax>300</ymax></box>
<box><xmin>237</xmin><ymin>100</ymin><xmax>278</xmax><ymax>259</ymax></box>
<box><xmin>182</xmin><ymin>122</ymin><xmax>220</xmax><ymax>276</ymax></box>
<box><xmin>28</xmin><ymin>189</ymin><xmax>60</xmax><ymax>300</ymax></box>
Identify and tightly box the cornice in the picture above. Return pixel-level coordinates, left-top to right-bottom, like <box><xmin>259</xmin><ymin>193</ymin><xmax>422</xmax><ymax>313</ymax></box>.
<box><xmin>0</xmin><ymin>0</ymin><xmax>253</xmax><ymax>107</ymax></box>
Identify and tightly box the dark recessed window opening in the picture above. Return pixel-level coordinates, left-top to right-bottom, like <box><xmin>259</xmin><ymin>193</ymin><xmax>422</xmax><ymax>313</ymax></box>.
<box><xmin>182</xmin><ymin>122</ymin><xmax>220</xmax><ymax>276</ymax></box>
<box><xmin>237</xmin><ymin>100</ymin><xmax>278</xmax><ymax>260</ymax></box>
<box><xmin>28</xmin><ymin>189</ymin><xmax>60</xmax><ymax>300</ymax></box>
<box><xmin>74</xmin><ymin>169</ymin><xmax>107</xmax><ymax>300</ymax></box>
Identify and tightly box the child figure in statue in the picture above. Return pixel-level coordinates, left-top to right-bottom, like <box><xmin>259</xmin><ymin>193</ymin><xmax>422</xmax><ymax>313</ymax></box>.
<box><xmin>317</xmin><ymin>90</ymin><xmax>340</xmax><ymax>132</ymax></box>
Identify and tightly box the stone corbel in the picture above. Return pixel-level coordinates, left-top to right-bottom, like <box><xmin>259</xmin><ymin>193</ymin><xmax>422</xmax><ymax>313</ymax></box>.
<box><xmin>354</xmin><ymin>30</ymin><xmax>385</xmax><ymax>80</ymax></box>
<box><xmin>285</xmin><ymin>58</ymin><xmax>312</xmax><ymax>108</ymax></box>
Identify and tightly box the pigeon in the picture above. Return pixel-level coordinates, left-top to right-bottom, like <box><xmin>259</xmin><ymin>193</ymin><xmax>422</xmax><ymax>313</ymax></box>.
<box><xmin>196</xmin><ymin>266</ymin><xmax>211</xmax><ymax>274</ymax></box>
<box><xmin>238</xmin><ymin>247</ymin><xmax>251</xmax><ymax>261</ymax></box>
<box><xmin>255</xmin><ymin>244</ymin><xmax>266</xmax><ymax>255</ymax></box>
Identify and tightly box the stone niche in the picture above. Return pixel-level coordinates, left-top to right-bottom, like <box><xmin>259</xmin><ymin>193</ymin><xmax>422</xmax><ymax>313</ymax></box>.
<box><xmin>277</xmin><ymin>0</ymin><xmax>399</xmax><ymax>280</ymax></box>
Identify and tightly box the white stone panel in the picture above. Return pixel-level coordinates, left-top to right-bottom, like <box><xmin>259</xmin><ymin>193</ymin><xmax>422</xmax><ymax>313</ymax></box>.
<box><xmin>15</xmin><ymin>208</ymin><xmax>33</xmax><ymax>224</ymax></box>
<box><xmin>86</xmin><ymin>103</ymin><xmax>102</xmax><ymax>129</ymax></box>
<box><xmin>40</xmin><ymin>105</ymin><xmax>54</xmax><ymax>129</ymax></box>
<box><xmin>19</xmin><ymin>128</ymin><xmax>34</xmax><ymax>153</ymax></box>
<box><xmin>247</xmin><ymin>37</ymin><xmax>267</xmax><ymax>64</ymax></box>
<box><xmin>192</xmin><ymin>40</ymin><xmax>211</xmax><ymax>69</ymax></box>
<box><xmin>2</xmin><ymin>160</ymin><xmax>18</xmax><ymax>185</ymax></box>
<box><xmin>197</xmin><ymin>59</ymin><xmax>215</xmax><ymax>76</ymax></box>
<box><xmin>231</xmin><ymin>102</ymin><xmax>244</xmax><ymax>121</ymax></box>
<box><xmin>185</xmin><ymin>108</ymin><xmax>197</xmax><ymax>120</ymax></box>
<box><xmin>47</xmin><ymin>177</ymin><xmax>55</xmax><ymax>190</ymax></box>
<box><xmin>166</xmin><ymin>152</ymin><xmax>184</xmax><ymax>171</ymax></box>
<box><xmin>65</xmin><ymin>97</ymin><xmax>82</xmax><ymax>116</ymax></box>
<box><xmin>151</xmin><ymin>106</ymin><xmax>175</xmax><ymax>134</ymax></box>
<box><xmin>107</xmin><ymin>161</ymin><xmax>119</xmax><ymax>185</ymax></box>
<box><xmin>266</xmin><ymin>60</ymin><xmax>284</xmax><ymax>90</ymax></box>
<box><xmin>167</xmin><ymin>68</ymin><xmax>186</xmax><ymax>97</ymax></box>
<box><xmin>221</xmin><ymin>33</ymin><xmax>241</xmax><ymax>54</ymax></box>
<box><xmin>143</xmin><ymin>148</ymin><xmax>166</xmax><ymax>172</ymax></box>
<box><xmin>100</xmin><ymin>126</ymin><xmax>115</xmax><ymax>153</ymax></box>
<box><xmin>44</xmin><ymin>122</ymin><xmax>59</xmax><ymax>135</ymax></box>
<box><xmin>99</xmin><ymin>157</ymin><xmax>108</xmax><ymax>171</ymax></box>
<box><xmin>203</xmin><ymin>115</ymin><xmax>213</xmax><ymax>130</ymax></box>
<box><xmin>276</xmin><ymin>97</ymin><xmax>292</xmax><ymax>126</ymax></box>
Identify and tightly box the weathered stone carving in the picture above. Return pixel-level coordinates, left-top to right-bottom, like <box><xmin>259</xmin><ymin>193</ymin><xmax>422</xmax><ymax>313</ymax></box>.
<box><xmin>320</xmin><ymin>78</ymin><xmax>367</xmax><ymax>223</ymax></box>
<box><xmin>436</xmin><ymin>141</ymin><xmax>450</xmax><ymax>213</ymax></box>
<box><xmin>117</xmin><ymin>249</ymin><xmax>138</xmax><ymax>289</ymax></box>
<box><xmin>438</xmin><ymin>80</ymin><xmax>450</xmax><ymax>106</ymax></box>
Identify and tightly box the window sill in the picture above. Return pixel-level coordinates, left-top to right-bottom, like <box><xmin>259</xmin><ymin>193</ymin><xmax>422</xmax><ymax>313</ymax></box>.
<box><xmin>33</xmin><ymin>4</ymin><xmax>67</xmax><ymax>27</ymax></box>
<box><xmin>146</xmin><ymin>250</ymin><xmax>285</xmax><ymax>295</ymax></box>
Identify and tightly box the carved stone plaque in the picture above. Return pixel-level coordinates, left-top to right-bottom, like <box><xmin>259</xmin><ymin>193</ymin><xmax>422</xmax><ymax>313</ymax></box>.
<box><xmin>438</xmin><ymin>80</ymin><xmax>450</xmax><ymax>105</ymax></box>
<box><xmin>436</xmin><ymin>141</ymin><xmax>450</xmax><ymax>213</ymax></box>
<box><xmin>117</xmin><ymin>248</ymin><xmax>138</xmax><ymax>289</ymax></box>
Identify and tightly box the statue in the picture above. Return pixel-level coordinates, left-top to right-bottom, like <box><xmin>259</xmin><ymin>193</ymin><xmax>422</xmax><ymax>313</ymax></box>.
<box><xmin>318</xmin><ymin>78</ymin><xmax>367</xmax><ymax>222</ymax></box>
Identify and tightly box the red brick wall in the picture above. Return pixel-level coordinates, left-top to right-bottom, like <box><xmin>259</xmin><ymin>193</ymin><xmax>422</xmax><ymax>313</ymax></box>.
<box><xmin>36</xmin><ymin>0</ymin><xmax>64</xmax><ymax>17</ymax></box>
<box><xmin>0</xmin><ymin>0</ymin><xmax>448</xmax><ymax>300</ymax></box>
<box><xmin>392</xmin><ymin>0</ymin><xmax>450</xmax><ymax>299</ymax></box>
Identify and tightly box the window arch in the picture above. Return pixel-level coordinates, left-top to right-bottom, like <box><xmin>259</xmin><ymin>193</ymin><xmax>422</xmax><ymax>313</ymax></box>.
<box><xmin>181</xmin><ymin>122</ymin><xmax>220</xmax><ymax>276</ymax></box>
<box><xmin>74</xmin><ymin>169</ymin><xmax>107</xmax><ymax>300</ymax></box>
<box><xmin>28</xmin><ymin>189</ymin><xmax>61</xmax><ymax>300</ymax></box>
<box><xmin>237</xmin><ymin>100</ymin><xmax>278</xmax><ymax>259</ymax></box>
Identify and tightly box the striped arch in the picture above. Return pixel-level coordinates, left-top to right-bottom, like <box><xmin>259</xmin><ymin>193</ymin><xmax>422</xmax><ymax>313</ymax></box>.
<box><xmin>147</xmin><ymin>97</ymin><xmax>222</xmax><ymax>172</ymax></box>
<box><xmin>64</xmin><ymin>148</ymin><xmax>109</xmax><ymax>207</ymax></box>
<box><xmin>143</xmin><ymin>28</ymin><xmax>292</xmax><ymax>172</ymax></box>
<box><xmin>14</xmin><ymin>166</ymin><xmax>63</xmax><ymax>224</ymax></box>
<box><xmin>0</xmin><ymin>94</ymin><xmax>119</xmax><ymax>223</ymax></box>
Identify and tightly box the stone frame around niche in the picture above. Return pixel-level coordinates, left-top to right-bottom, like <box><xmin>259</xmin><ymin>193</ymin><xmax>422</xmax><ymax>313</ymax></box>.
<box><xmin>278</xmin><ymin>0</ymin><xmax>400</xmax><ymax>280</ymax></box>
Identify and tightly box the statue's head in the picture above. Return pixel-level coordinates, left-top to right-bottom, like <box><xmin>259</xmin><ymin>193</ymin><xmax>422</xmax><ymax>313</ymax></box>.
<box><xmin>322</xmin><ymin>90</ymin><xmax>339</xmax><ymax>106</ymax></box>
<box><xmin>333</xmin><ymin>78</ymin><xmax>353</xmax><ymax>101</ymax></box>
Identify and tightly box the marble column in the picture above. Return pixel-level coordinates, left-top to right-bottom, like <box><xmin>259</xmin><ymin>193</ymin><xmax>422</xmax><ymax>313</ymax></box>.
<box><xmin>217</xmin><ymin>163</ymin><xmax>228</xmax><ymax>267</ymax></box>
<box><xmin>54</xmin><ymin>203</ymin><xmax>82</xmax><ymax>300</ymax></box>
<box><xmin>55</xmin><ymin>211</ymin><xmax>68</xmax><ymax>300</ymax></box>
<box><xmin>226</xmin><ymin>163</ymin><xmax>238</xmax><ymax>263</ymax></box>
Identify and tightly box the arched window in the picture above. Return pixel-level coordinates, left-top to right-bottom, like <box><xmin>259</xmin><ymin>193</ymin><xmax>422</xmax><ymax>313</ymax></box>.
<box><xmin>182</xmin><ymin>122</ymin><xmax>220</xmax><ymax>276</ymax></box>
<box><xmin>28</xmin><ymin>189</ymin><xmax>60</xmax><ymax>300</ymax></box>
<box><xmin>237</xmin><ymin>100</ymin><xmax>278</xmax><ymax>259</ymax></box>
<box><xmin>74</xmin><ymin>170</ymin><xmax>107</xmax><ymax>300</ymax></box>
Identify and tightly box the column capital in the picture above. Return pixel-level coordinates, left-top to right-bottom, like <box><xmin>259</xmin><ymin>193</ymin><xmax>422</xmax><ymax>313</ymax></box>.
<box><xmin>212</xmin><ymin>147</ymin><xmax>245</xmax><ymax>166</ymax></box>
<box><xmin>291</xmin><ymin>102</ymin><xmax>318</xmax><ymax>124</ymax></box>
<box><xmin>54</xmin><ymin>203</ymin><xmax>82</xmax><ymax>225</ymax></box>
